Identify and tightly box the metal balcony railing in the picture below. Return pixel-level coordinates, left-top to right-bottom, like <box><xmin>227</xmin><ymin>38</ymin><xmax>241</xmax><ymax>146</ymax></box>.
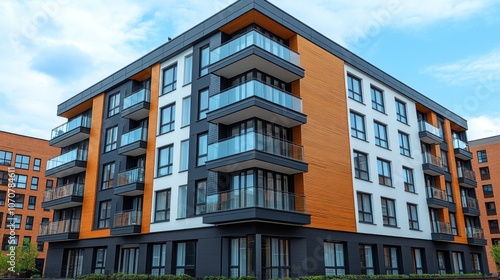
<box><xmin>46</xmin><ymin>149</ymin><xmax>88</xmax><ymax>170</ymax></box>
<box><xmin>51</xmin><ymin>115</ymin><xmax>91</xmax><ymax>140</ymax></box>
<box><xmin>39</xmin><ymin>219</ymin><xmax>80</xmax><ymax>235</ymax></box>
<box><xmin>121</xmin><ymin>127</ymin><xmax>148</xmax><ymax>146</ymax></box>
<box><xmin>43</xmin><ymin>183</ymin><xmax>84</xmax><ymax>202</ymax></box>
<box><xmin>466</xmin><ymin>227</ymin><xmax>484</xmax><ymax>239</ymax></box>
<box><xmin>457</xmin><ymin>167</ymin><xmax>476</xmax><ymax>181</ymax></box>
<box><xmin>117</xmin><ymin>167</ymin><xmax>145</xmax><ymax>187</ymax></box>
<box><xmin>123</xmin><ymin>88</ymin><xmax>150</xmax><ymax>110</ymax></box>
<box><xmin>114</xmin><ymin>210</ymin><xmax>142</xmax><ymax>227</ymax></box>
<box><xmin>422</xmin><ymin>152</ymin><xmax>443</xmax><ymax>168</ymax></box>
<box><xmin>418</xmin><ymin>121</ymin><xmax>442</xmax><ymax>138</ymax></box>
<box><xmin>461</xmin><ymin>196</ymin><xmax>479</xmax><ymax>210</ymax></box>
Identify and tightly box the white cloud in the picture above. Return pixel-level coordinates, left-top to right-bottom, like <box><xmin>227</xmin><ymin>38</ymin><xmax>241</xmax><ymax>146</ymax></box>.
<box><xmin>466</xmin><ymin>115</ymin><xmax>500</xmax><ymax>140</ymax></box>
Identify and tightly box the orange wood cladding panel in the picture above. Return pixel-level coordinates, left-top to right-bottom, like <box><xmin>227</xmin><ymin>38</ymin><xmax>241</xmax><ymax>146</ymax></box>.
<box><xmin>59</xmin><ymin>99</ymin><xmax>93</xmax><ymax>119</ymax></box>
<box><xmin>79</xmin><ymin>93</ymin><xmax>110</xmax><ymax>239</ymax></box>
<box><xmin>141</xmin><ymin>64</ymin><xmax>160</xmax><ymax>233</ymax></box>
<box><xmin>295</xmin><ymin>35</ymin><xmax>357</xmax><ymax>232</ymax></box>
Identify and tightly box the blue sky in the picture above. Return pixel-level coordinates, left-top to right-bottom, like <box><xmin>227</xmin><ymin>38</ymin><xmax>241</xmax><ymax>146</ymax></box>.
<box><xmin>1</xmin><ymin>0</ymin><xmax>500</xmax><ymax>140</ymax></box>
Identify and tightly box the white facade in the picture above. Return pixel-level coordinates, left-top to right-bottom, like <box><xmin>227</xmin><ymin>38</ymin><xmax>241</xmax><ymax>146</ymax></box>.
<box><xmin>345</xmin><ymin>64</ymin><xmax>432</xmax><ymax>240</ymax></box>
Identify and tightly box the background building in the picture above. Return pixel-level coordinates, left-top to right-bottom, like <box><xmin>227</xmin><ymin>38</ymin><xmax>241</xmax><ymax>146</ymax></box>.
<box><xmin>40</xmin><ymin>0</ymin><xmax>486</xmax><ymax>278</ymax></box>
<box><xmin>0</xmin><ymin>130</ymin><xmax>59</xmax><ymax>275</ymax></box>
<box><xmin>470</xmin><ymin>135</ymin><xmax>500</xmax><ymax>273</ymax></box>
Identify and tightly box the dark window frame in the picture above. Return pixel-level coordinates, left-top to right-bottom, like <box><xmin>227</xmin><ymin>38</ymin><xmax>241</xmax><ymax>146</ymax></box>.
<box><xmin>381</xmin><ymin>197</ymin><xmax>397</xmax><ymax>227</ymax></box>
<box><xmin>350</xmin><ymin>111</ymin><xmax>366</xmax><ymax>140</ymax></box>
<box><xmin>347</xmin><ymin>74</ymin><xmax>363</xmax><ymax>103</ymax></box>
<box><xmin>15</xmin><ymin>154</ymin><xmax>30</xmax><ymax>169</ymax></box>
<box><xmin>108</xmin><ymin>92</ymin><xmax>120</xmax><ymax>117</ymax></box>
<box><xmin>395</xmin><ymin>99</ymin><xmax>408</xmax><ymax>124</ymax></box>
<box><xmin>371</xmin><ymin>86</ymin><xmax>385</xmax><ymax>112</ymax></box>
<box><xmin>154</xmin><ymin>189</ymin><xmax>171</xmax><ymax>222</ymax></box>
<box><xmin>357</xmin><ymin>192</ymin><xmax>373</xmax><ymax>223</ymax></box>
<box><xmin>160</xmin><ymin>103</ymin><xmax>176</xmax><ymax>134</ymax></box>
<box><xmin>353</xmin><ymin>151</ymin><xmax>369</xmax><ymax>181</ymax></box>
<box><xmin>162</xmin><ymin>64</ymin><xmax>178</xmax><ymax>95</ymax></box>
<box><xmin>157</xmin><ymin>145</ymin><xmax>174</xmax><ymax>177</ymax></box>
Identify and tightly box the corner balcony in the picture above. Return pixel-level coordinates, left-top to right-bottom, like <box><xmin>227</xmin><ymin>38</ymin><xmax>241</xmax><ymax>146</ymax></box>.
<box><xmin>110</xmin><ymin>210</ymin><xmax>142</xmax><ymax>235</ymax></box>
<box><xmin>118</xmin><ymin>127</ymin><xmax>148</xmax><ymax>156</ymax></box>
<box><xmin>210</xmin><ymin>30</ymin><xmax>304</xmax><ymax>82</ymax></box>
<box><xmin>206</xmin><ymin>132</ymin><xmax>308</xmax><ymax>175</ymax></box>
<box><xmin>41</xmin><ymin>183</ymin><xmax>84</xmax><ymax>210</ymax></box>
<box><xmin>203</xmin><ymin>187</ymin><xmax>310</xmax><ymax>225</ymax></box>
<box><xmin>418</xmin><ymin>121</ymin><xmax>442</xmax><ymax>145</ymax></box>
<box><xmin>466</xmin><ymin>227</ymin><xmax>487</xmax><ymax>246</ymax></box>
<box><xmin>45</xmin><ymin>149</ymin><xmax>88</xmax><ymax>178</ymax></box>
<box><xmin>37</xmin><ymin>219</ymin><xmax>80</xmax><ymax>242</ymax></box>
<box><xmin>453</xmin><ymin>139</ymin><xmax>473</xmax><ymax>160</ymax></box>
<box><xmin>207</xmin><ymin>80</ymin><xmax>306</xmax><ymax>128</ymax></box>
<box><xmin>422</xmin><ymin>153</ymin><xmax>445</xmax><ymax>176</ymax></box>
<box><xmin>114</xmin><ymin>167</ymin><xmax>144</xmax><ymax>196</ymax></box>
<box><xmin>431</xmin><ymin>221</ymin><xmax>454</xmax><ymax>242</ymax></box>
<box><xmin>49</xmin><ymin>115</ymin><xmax>91</xmax><ymax>147</ymax></box>
<box><xmin>426</xmin><ymin>187</ymin><xmax>456</xmax><ymax>212</ymax></box>
<box><xmin>461</xmin><ymin>196</ymin><xmax>480</xmax><ymax>216</ymax></box>
<box><xmin>121</xmin><ymin>88</ymin><xmax>151</xmax><ymax>120</ymax></box>
<box><xmin>457</xmin><ymin>167</ymin><xmax>477</xmax><ymax>188</ymax></box>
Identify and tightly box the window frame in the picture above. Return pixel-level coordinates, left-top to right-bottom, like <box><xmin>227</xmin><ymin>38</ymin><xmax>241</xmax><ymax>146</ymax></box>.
<box><xmin>154</xmin><ymin>189</ymin><xmax>171</xmax><ymax>222</ymax></box>
<box><xmin>157</xmin><ymin>145</ymin><xmax>174</xmax><ymax>177</ymax></box>
<box><xmin>197</xmin><ymin>133</ymin><xmax>208</xmax><ymax>166</ymax></box>
<box><xmin>483</xmin><ymin>184</ymin><xmax>494</xmax><ymax>198</ymax></box>
<box><xmin>14</xmin><ymin>154</ymin><xmax>30</xmax><ymax>169</ymax></box>
<box><xmin>199</xmin><ymin>45</ymin><xmax>210</xmax><ymax>76</ymax></box>
<box><xmin>403</xmin><ymin>167</ymin><xmax>415</xmax><ymax>193</ymax></box>
<box><xmin>104</xmin><ymin>126</ymin><xmax>118</xmax><ymax>152</ymax></box>
<box><xmin>398</xmin><ymin>131</ymin><xmax>411</xmax><ymax>157</ymax></box>
<box><xmin>93</xmin><ymin>248</ymin><xmax>107</xmax><ymax>274</ymax></box>
<box><xmin>183</xmin><ymin>54</ymin><xmax>193</xmax><ymax>85</ymax></box>
<box><xmin>377</xmin><ymin>158</ymin><xmax>392</xmax><ymax>187</ymax></box>
<box><xmin>33</xmin><ymin>158</ymin><xmax>41</xmax><ymax>171</ymax></box>
<box><xmin>195</xmin><ymin>180</ymin><xmax>207</xmax><ymax>215</ymax></box>
<box><xmin>384</xmin><ymin>246</ymin><xmax>400</xmax><ymax>275</ymax></box>
<box><xmin>181</xmin><ymin>96</ymin><xmax>191</xmax><ymax>127</ymax></box>
<box><xmin>381</xmin><ymin>197</ymin><xmax>397</xmax><ymax>227</ymax></box>
<box><xmin>477</xmin><ymin>150</ymin><xmax>488</xmax><ymax>163</ymax></box>
<box><xmin>30</xmin><ymin>176</ymin><xmax>39</xmax><ymax>190</ymax></box>
<box><xmin>324</xmin><ymin>241</ymin><xmax>346</xmax><ymax>275</ymax></box>
<box><xmin>108</xmin><ymin>92</ymin><xmax>120</xmax><ymax>117</ymax></box>
<box><xmin>151</xmin><ymin>243</ymin><xmax>167</xmax><ymax>275</ymax></box>
<box><xmin>14</xmin><ymin>174</ymin><xmax>28</xmax><ymax>189</ymax></box>
<box><xmin>180</xmin><ymin>140</ymin><xmax>189</xmax><ymax>172</ymax></box>
<box><xmin>357</xmin><ymin>192</ymin><xmax>373</xmax><ymax>224</ymax></box>
<box><xmin>395</xmin><ymin>99</ymin><xmax>408</xmax><ymax>124</ymax></box>
<box><xmin>350</xmin><ymin>111</ymin><xmax>366</xmax><ymax>140</ymax></box>
<box><xmin>407</xmin><ymin>203</ymin><xmax>419</xmax><ymax>230</ymax></box>
<box><xmin>25</xmin><ymin>216</ymin><xmax>34</xmax><ymax>230</ymax></box>
<box><xmin>159</xmin><ymin>103</ymin><xmax>176</xmax><ymax>134</ymax></box>
<box><xmin>198</xmin><ymin>88</ymin><xmax>209</xmax><ymax>120</ymax></box>
<box><xmin>101</xmin><ymin>162</ymin><xmax>115</xmax><ymax>190</ymax></box>
<box><xmin>347</xmin><ymin>74</ymin><xmax>363</xmax><ymax>103</ymax></box>
<box><xmin>97</xmin><ymin>200</ymin><xmax>112</xmax><ymax>229</ymax></box>
<box><xmin>374</xmin><ymin>121</ymin><xmax>388</xmax><ymax>148</ymax></box>
<box><xmin>162</xmin><ymin>64</ymin><xmax>178</xmax><ymax>95</ymax></box>
<box><xmin>353</xmin><ymin>151</ymin><xmax>369</xmax><ymax>181</ymax></box>
<box><xmin>28</xmin><ymin>196</ymin><xmax>36</xmax><ymax>210</ymax></box>
<box><xmin>371</xmin><ymin>86</ymin><xmax>385</xmax><ymax>112</ymax></box>
<box><xmin>0</xmin><ymin>150</ymin><xmax>13</xmax><ymax>166</ymax></box>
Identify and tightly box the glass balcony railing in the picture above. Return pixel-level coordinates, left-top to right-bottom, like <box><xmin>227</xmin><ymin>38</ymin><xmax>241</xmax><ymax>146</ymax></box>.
<box><xmin>457</xmin><ymin>167</ymin><xmax>476</xmax><ymax>181</ymax></box>
<box><xmin>46</xmin><ymin>149</ymin><xmax>88</xmax><ymax>170</ymax></box>
<box><xmin>418</xmin><ymin>121</ymin><xmax>442</xmax><ymax>138</ymax></box>
<box><xmin>453</xmin><ymin>138</ymin><xmax>469</xmax><ymax>151</ymax></box>
<box><xmin>117</xmin><ymin>167</ymin><xmax>145</xmax><ymax>187</ymax></box>
<box><xmin>426</xmin><ymin>187</ymin><xmax>448</xmax><ymax>201</ymax></box>
<box><xmin>208</xmin><ymin>132</ymin><xmax>304</xmax><ymax>162</ymax></box>
<box><xmin>207</xmin><ymin>187</ymin><xmax>306</xmax><ymax>213</ymax></box>
<box><xmin>39</xmin><ymin>219</ymin><xmax>80</xmax><ymax>235</ymax></box>
<box><xmin>209</xmin><ymin>80</ymin><xmax>302</xmax><ymax>113</ymax></box>
<box><xmin>432</xmin><ymin>221</ymin><xmax>452</xmax><ymax>235</ymax></box>
<box><xmin>51</xmin><ymin>115</ymin><xmax>91</xmax><ymax>139</ymax></box>
<box><xmin>114</xmin><ymin>210</ymin><xmax>142</xmax><ymax>227</ymax></box>
<box><xmin>121</xmin><ymin>127</ymin><xmax>148</xmax><ymax>147</ymax></box>
<box><xmin>466</xmin><ymin>227</ymin><xmax>484</xmax><ymax>239</ymax></box>
<box><xmin>422</xmin><ymin>152</ymin><xmax>443</xmax><ymax>168</ymax></box>
<box><xmin>210</xmin><ymin>30</ymin><xmax>300</xmax><ymax>66</ymax></box>
<box><xmin>123</xmin><ymin>88</ymin><xmax>151</xmax><ymax>110</ymax></box>
<box><xmin>43</xmin><ymin>183</ymin><xmax>84</xmax><ymax>202</ymax></box>
<box><xmin>461</xmin><ymin>196</ymin><xmax>478</xmax><ymax>210</ymax></box>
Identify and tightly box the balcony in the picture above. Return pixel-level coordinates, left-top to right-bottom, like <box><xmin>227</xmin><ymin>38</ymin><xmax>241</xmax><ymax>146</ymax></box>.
<box><xmin>207</xmin><ymin>80</ymin><xmax>306</xmax><ymax>128</ymax></box>
<box><xmin>453</xmin><ymin>139</ymin><xmax>473</xmax><ymax>160</ymax></box>
<box><xmin>121</xmin><ymin>88</ymin><xmax>151</xmax><ymax>120</ymax></box>
<box><xmin>118</xmin><ymin>127</ymin><xmax>148</xmax><ymax>156</ymax></box>
<box><xmin>461</xmin><ymin>196</ymin><xmax>480</xmax><ymax>216</ymax></box>
<box><xmin>457</xmin><ymin>167</ymin><xmax>477</xmax><ymax>188</ymax></box>
<box><xmin>41</xmin><ymin>183</ymin><xmax>84</xmax><ymax>210</ymax></box>
<box><xmin>203</xmin><ymin>187</ymin><xmax>310</xmax><ymax>225</ymax></box>
<box><xmin>50</xmin><ymin>115</ymin><xmax>91</xmax><ymax>147</ymax></box>
<box><xmin>206</xmin><ymin>132</ymin><xmax>308</xmax><ymax>174</ymax></box>
<box><xmin>418</xmin><ymin>121</ymin><xmax>442</xmax><ymax>144</ymax></box>
<box><xmin>210</xmin><ymin>30</ymin><xmax>304</xmax><ymax>82</ymax></box>
<box><xmin>45</xmin><ymin>148</ymin><xmax>88</xmax><ymax>178</ymax></box>
<box><xmin>422</xmin><ymin>153</ymin><xmax>445</xmax><ymax>176</ymax></box>
<box><xmin>426</xmin><ymin>187</ymin><xmax>456</xmax><ymax>212</ymax></box>
<box><xmin>37</xmin><ymin>219</ymin><xmax>80</xmax><ymax>242</ymax></box>
<box><xmin>110</xmin><ymin>210</ymin><xmax>142</xmax><ymax>235</ymax></box>
<box><xmin>431</xmin><ymin>221</ymin><xmax>454</xmax><ymax>242</ymax></box>
<box><xmin>114</xmin><ymin>167</ymin><xmax>145</xmax><ymax>196</ymax></box>
<box><xmin>466</xmin><ymin>227</ymin><xmax>487</xmax><ymax>245</ymax></box>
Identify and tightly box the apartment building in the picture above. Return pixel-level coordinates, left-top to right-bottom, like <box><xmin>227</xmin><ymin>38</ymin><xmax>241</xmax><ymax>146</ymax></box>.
<box><xmin>40</xmin><ymin>0</ymin><xmax>487</xmax><ymax>278</ymax></box>
<box><xmin>470</xmin><ymin>135</ymin><xmax>500</xmax><ymax>273</ymax></box>
<box><xmin>0</xmin><ymin>131</ymin><xmax>59</xmax><ymax>275</ymax></box>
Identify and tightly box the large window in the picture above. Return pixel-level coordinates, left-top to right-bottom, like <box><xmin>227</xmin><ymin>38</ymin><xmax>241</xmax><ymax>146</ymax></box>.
<box><xmin>195</xmin><ymin>180</ymin><xmax>206</xmax><ymax>215</ymax></box>
<box><xmin>483</xmin><ymin>184</ymin><xmax>494</xmax><ymax>198</ymax></box>
<box><xmin>407</xmin><ymin>203</ymin><xmax>419</xmax><ymax>230</ymax></box>
<box><xmin>441</xmin><ymin>150</ymin><xmax>449</xmax><ymax>172</ymax></box>
<box><xmin>437</xmin><ymin>251</ymin><xmax>447</xmax><ymax>275</ymax></box>
<box><xmin>477</xmin><ymin>150</ymin><xmax>488</xmax><ymax>163</ymax></box>
<box><xmin>262</xmin><ymin>237</ymin><xmax>290</xmax><ymax>279</ymax></box>
<box><xmin>197</xmin><ymin>133</ymin><xmax>208</xmax><ymax>166</ymax></box>
<box><xmin>371</xmin><ymin>86</ymin><xmax>385</xmax><ymax>112</ymax></box>
<box><xmin>154</xmin><ymin>189</ymin><xmax>171</xmax><ymax>222</ymax></box>
<box><xmin>450</xmin><ymin>213</ymin><xmax>458</xmax><ymax>235</ymax></box>
<box><xmin>66</xmin><ymin>249</ymin><xmax>84</xmax><ymax>278</ymax></box>
<box><xmin>489</xmin><ymin>220</ymin><xmax>499</xmax><ymax>234</ymax></box>
<box><xmin>324</xmin><ymin>242</ymin><xmax>346</xmax><ymax>275</ymax></box>
<box><xmin>5</xmin><ymin>214</ymin><xmax>22</xmax><ymax>229</ymax></box>
<box><xmin>175</xmin><ymin>241</ymin><xmax>196</xmax><ymax>276</ymax></box>
<box><xmin>158</xmin><ymin>145</ymin><xmax>174</xmax><ymax>176</ymax></box>
<box><xmin>98</xmin><ymin>200</ymin><xmax>112</xmax><ymax>229</ymax></box>
<box><xmin>104</xmin><ymin>126</ymin><xmax>118</xmax><ymax>152</ymax></box>
<box><xmin>30</xmin><ymin>177</ymin><xmax>39</xmax><ymax>190</ymax></box>
<box><xmin>199</xmin><ymin>46</ymin><xmax>210</xmax><ymax>76</ymax></box>
<box><xmin>230</xmin><ymin>237</ymin><xmax>253</xmax><ymax>277</ymax></box>
<box><xmin>184</xmin><ymin>54</ymin><xmax>193</xmax><ymax>85</ymax></box>
<box><xmin>108</xmin><ymin>93</ymin><xmax>120</xmax><ymax>117</ymax></box>
<box><xmin>451</xmin><ymin>252</ymin><xmax>464</xmax><ymax>274</ymax></box>
<box><xmin>359</xmin><ymin>244</ymin><xmax>375</xmax><ymax>275</ymax></box>
<box><xmin>93</xmin><ymin>248</ymin><xmax>107</xmax><ymax>274</ymax></box>
<box><xmin>381</xmin><ymin>198</ymin><xmax>397</xmax><ymax>227</ymax></box>
<box><xmin>398</xmin><ymin>131</ymin><xmax>411</xmax><ymax>157</ymax></box>
<box><xmin>395</xmin><ymin>99</ymin><xmax>407</xmax><ymax>124</ymax></box>
<box><xmin>403</xmin><ymin>167</ymin><xmax>415</xmax><ymax>193</ymax></box>
<box><xmin>120</xmin><ymin>247</ymin><xmax>139</xmax><ymax>274</ymax></box>
<box><xmin>14</xmin><ymin>174</ymin><xmax>28</xmax><ymax>189</ymax></box>
<box><xmin>180</xmin><ymin>140</ymin><xmax>189</xmax><ymax>172</ymax></box>
<box><xmin>162</xmin><ymin>64</ymin><xmax>177</xmax><ymax>94</ymax></box>
<box><xmin>374</xmin><ymin>121</ymin><xmax>388</xmax><ymax>148</ymax></box>
<box><xmin>470</xmin><ymin>253</ymin><xmax>481</xmax><ymax>274</ymax></box>
<box><xmin>160</xmin><ymin>103</ymin><xmax>176</xmax><ymax>134</ymax></box>
<box><xmin>151</xmin><ymin>244</ymin><xmax>166</xmax><ymax>275</ymax></box>
<box><xmin>33</xmin><ymin>158</ymin><xmax>41</xmax><ymax>171</ymax></box>
<box><xmin>384</xmin><ymin>246</ymin><xmax>400</xmax><ymax>275</ymax></box>
<box><xmin>347</xmin><ymin>74</ymin><xmax>363</xmax><ymax>103</ymax></box>
<box><xmin>357</xmin><ymin>192</ymin><xmax>373</xmax><ymax>223</ymax></box>
<box><xmin>198</xmin><ymin>89</ymin><xmax>209</xmax><ymax>120</ymax></box>
<box><xmin>101</xmin><ymin>162</ymin><xmax>115</xmax><ymax>190</ymax></box>
<box><xmin>480</xmin><ymin>167</ymin><xmax>490</xmax><ymax>180</ymax></box>
<box><xmin>412</xmin><ymin>248</ymin><xmax>424</xmax><ymax>274</ymax></box>
<box><xmin>377</xmin><ymin>158</ymin><xmax>392</xmax><ymax>187</ymax></box>
<box><xmin>181</xmin><ymin>96</ymin><xmax>191</xmax><ymax>127</ymax></box>
<box><xmin>13</xmin><ymin>194</ymin><xmax>24</xmax><ymax>208</ymax></box>
<box><xmin>0</xmin><ymin>150</ymin><xmax>12</xmax><ymax>166</ymax></box>
<box><xmin>353</xmin><ymin>151</ymin><xmax>369</xmax><ymax>180</ymax></box>
<box><xmin>15</xmin><ymin>154</ymin><xmax>30</xmax><ymax>169</ymax></box>
<box><xmin>350</xmin><ymin>111</ymin><xmax>366</xmax><ymax>140</ymax></box>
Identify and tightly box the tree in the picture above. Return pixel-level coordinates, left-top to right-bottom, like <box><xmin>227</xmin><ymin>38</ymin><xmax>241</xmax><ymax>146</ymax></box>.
<box><xmin>15</xmin><ymin>240</ymin><xmax>39</xmax><ymax>274</ymax></box>
<box><xmin>490</xmin><ymin>244</ymin><xmax>500</xmax><ymax>274</ymax></box>
<box><xmin>0</xmin><ymin>252</ymin><xmax>10</xmax><ymax>276</ymax></box>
